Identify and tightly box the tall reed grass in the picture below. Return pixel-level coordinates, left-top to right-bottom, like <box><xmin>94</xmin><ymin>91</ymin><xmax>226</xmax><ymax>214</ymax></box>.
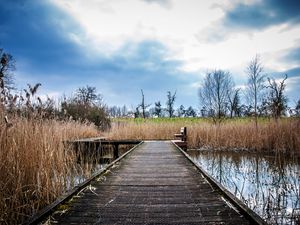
<box><xmin>107</xmin><ymin>118</ymin><xmax>300</xmax><ymax>155</ymax></box>
<box><xmin>188</xmin><ymin>119</ymin><xmax>300</xmax><ymax>154</ymax></box>
<box><xmin>1</xmin><ymin>116</ymin><xmax>299</xmax><ymax>224</ymax></box>
<box><xmin>0</xmin><ymin>114</ymin><xmax>99</xmax><ymax>225</ymax></box>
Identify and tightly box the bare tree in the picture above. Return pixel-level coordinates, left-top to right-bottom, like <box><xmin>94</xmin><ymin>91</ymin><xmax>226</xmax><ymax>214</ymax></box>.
<box><xmin>154</xmin><ymin>101</ymin><xmax>162</xmax><ymax>117</ymax></box>
<box><xmin>0</xmin><ymin>49</ymin><xmax>15</xmax><ymax>94</ymax></box>
<box><xmin>121</xmin><ymin>105</ymin><xmax>128</xmax><ymax>117</ymax></box>
<box><xmin>134</xmin><ymin>106</ymin><xmax>140</xmax><ymax>118</ymax></box>
<box><xmin>266</xmin><ymin>75</ymin><xmax>288</xmax><ymax>119</ymax></box>
<box><xmin>177</xmin><ymin>105</ymin><xmax>185</xmax><ymax>117</ymax></box>
<box><xmin>185</xmin><ymin>106</ymin><xmax>197</xmax><ymax>117</ymax></box>
<box><xmin>0</xmin><ymin>49</ymin><xmax>15</xmax><ymax>111</ymax></box>
<box><xmin>62</xmin><ymin>86</ymin><xmax>110</xmax><ymax>130</ymax></box>
<box><xmin>108</xmin><ymin>106</ymin><xmax>118</xmax><ymax>118</ymax></box>
<box><xmin>166</xmin><ymin>90</ymin><xmax>176</xmax><ymax>118</ymax></box>
<box><xmin>76</xmin><ymin>86</ymin><xmax>102</xmax><ymax>106</ymax></box>
<box><xmin>228</xmin><ymin>88</ymin><xmax>241</xmax><ymax>118</ymax></box>
<box><xmin>139</xmin><ymin>89</ymin><xmax>151</xmax><ymax>119</ymax></box>
<box><xmin>246</xmin><ymin>55</ymin><xmax>265</xmax><ymax>126</ymax></box>
<box><xmin>199</xmin><ymin>70</ymin><xmax>234</xmax><ymax>120</ymax></box>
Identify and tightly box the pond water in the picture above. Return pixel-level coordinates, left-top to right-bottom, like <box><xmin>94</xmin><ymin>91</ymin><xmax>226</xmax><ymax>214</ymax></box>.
<box><xmin>188</xmin><ymin>150</ymin><xmax>300</xmax><ymax>225</ymax></box>
<box><xmin>67</xmin><ymin>145</ymin><xmax>134</xmax><ymax>188</ymax></box>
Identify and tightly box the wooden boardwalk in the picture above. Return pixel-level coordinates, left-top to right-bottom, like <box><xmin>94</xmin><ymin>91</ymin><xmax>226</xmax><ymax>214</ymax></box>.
<box><xmin>45</xmin><ymin>141</ymin><xmax>261</xmax><ymax>225</ymax></box>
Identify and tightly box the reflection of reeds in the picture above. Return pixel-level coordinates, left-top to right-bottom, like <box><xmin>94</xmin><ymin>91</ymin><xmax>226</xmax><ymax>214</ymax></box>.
<box><xmin>0</xmin><ymin>115</ymin><xmax>99</xmax><ymax>225</ymax></box>
<box><xmin>190</xmin><ymin>150</ymin><xmax>300</xmax><ymax>225</ymax></box>
<box><xmin>107</xmin><ymin>118</ymin><xmax>300</xmax><ymax>155</ymax></box>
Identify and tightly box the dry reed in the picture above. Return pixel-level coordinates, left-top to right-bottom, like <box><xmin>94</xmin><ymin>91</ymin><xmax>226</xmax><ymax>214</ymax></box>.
<box><xmin>0</xmin><ymin>114</ymin><xmax>99</xmax><ymax>225</ymax></box>
<box><xmin>188</xmin><ymin>119</ymin><xmax>300</xmax><ymax>153</ymax></box>
<box><xmin>107</xmin><ymin>118</ymin><xmax>300</xmax><ymax>155</ymax></box>
<box><xmin>1</xmin><ymin>116</ymin><xmax>299</xmax><ymax>224</ymax></box>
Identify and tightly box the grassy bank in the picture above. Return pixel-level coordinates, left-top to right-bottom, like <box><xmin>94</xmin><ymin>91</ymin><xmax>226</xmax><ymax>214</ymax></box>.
<box><xmin>107</xmin><ymin>117</ymin><xmax>300</xmax><ymax>154</ymax></box>
<box><xmin>0</xmin><ymin>115</ymin><xmax>100</xmax><ymax>225</ymax></box>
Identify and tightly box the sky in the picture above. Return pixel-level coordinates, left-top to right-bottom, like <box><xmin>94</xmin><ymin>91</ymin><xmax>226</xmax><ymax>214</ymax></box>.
<box><xmin>0</xmin><ymin>0</ymin><xmax>300</xmax><ymax>109</ymax></box>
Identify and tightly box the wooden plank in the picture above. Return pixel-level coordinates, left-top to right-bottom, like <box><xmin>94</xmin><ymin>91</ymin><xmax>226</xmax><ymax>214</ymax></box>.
<box><xmin>42</xmin><ymin>141</ymin><xmax>264</xmax><ymax>225</ymax></box>
<box><xmin>172</xmin><ymin>140</ymin><xmax>267</xmax><ymax>225</ymax></box>
<box><xmin>23</xmin><ymin>141</ymin><xmax>144</xmax><ymax>225</ymax></box>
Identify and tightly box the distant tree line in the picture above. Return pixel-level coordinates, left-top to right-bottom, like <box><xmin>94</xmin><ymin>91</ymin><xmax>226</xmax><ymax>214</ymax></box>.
<box><xmin>198</xmin><ymin>55</ymin><xmax>295</xmax><ymax>122</ymax></box>
<box><xmin>108</xmin><ymin>90</ymin><xmax>197</xmax><ymax>118</ymax></box>
<box><xmin>1</xmin><ymin>48</ymin><xmax>300</xmax><ymax>125</ymax></box>
<box><xmin>108</xmin><ymin>55</ymin><xmax>300</xmax><ymax>120</ymax></box>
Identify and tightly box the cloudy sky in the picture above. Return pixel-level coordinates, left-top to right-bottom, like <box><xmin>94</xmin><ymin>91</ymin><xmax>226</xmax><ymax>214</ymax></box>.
<box><xmin>1</xmin><ymin>0</ymin><xmax>299</xmax><ymax>109</ymax></box>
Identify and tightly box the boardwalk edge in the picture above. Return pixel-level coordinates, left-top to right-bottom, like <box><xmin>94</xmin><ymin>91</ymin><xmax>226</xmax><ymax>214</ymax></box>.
<box><xmin>171</xmin><ymin>140</ymin><xmax>267</xmax><ymax>225</ymax></box>
<box><xmin>23</xmin><ymin>141</ymin><xmax>143</xmax><ymax>225</ymax></box>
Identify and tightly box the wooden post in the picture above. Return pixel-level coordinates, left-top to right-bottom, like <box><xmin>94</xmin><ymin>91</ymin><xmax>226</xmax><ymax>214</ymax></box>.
<box><xmin>96</xmin><ymin>142</ymin><xmax>105</xmax><ymax>158</ymax></box>
<box><xmin>113</xmin><ymin>144</ymin><xmax>119</xmax><ymax>159</ymax></box>
<box><xmin>182</xmin><ymin>127</ymin><xmax>187</xmax><ymax>142</ymax></box>
<box><xmin>174</xmin><ymin>127</ymin><xmax>187</xmax><ymax>151</ymax></box>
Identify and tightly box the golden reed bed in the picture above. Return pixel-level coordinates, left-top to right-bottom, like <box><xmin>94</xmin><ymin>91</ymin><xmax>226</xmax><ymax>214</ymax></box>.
<box><xmin>1</xmin><ymin>116</ymin><xmax>299</xmax><ymax>224</ymax></box>
<box><xmin>0</xmin><ymin>115</ymin><xmax>99</xmax><ymax>225</ymax></box>
<box><xmin>107</xmin><ymin>118</ymin><xmax>300</xmax><ymax>154</ymax></box>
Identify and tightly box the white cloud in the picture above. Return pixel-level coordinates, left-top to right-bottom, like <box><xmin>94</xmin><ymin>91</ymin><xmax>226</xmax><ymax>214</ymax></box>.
<box><xmin>49</xmin><ymin>0</ymin><xmax>300</xmax><ymax>83</ymax></box>
<box><xmin>143</xmin><ymin>0</ymin><xmax>172</xmax><ymax>9</ymax></box>
<box><xmin>285</xmin><ymin>76</ymin><xmax>300</xmax><ymax>104</ymax></box>
<box><xmin>49</xmin><ymin>0</ymin><xmax>224</xmax><ymax>59</ymax></box>
<box><xmin>286</xmin><ymin>76</ymin><xmax>300</xmax><ymax>91</ymax></box>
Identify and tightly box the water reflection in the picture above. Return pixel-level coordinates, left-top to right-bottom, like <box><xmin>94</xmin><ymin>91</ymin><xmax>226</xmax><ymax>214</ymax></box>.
<box><xmin>66</xmin><ymin>145</ymin><xmax>134</xmax><ymax>190</ymax></box>
<box><xmin>188</xmin><ymin>150</ymin><xmax>300</xmax><ymax>225</ymax></box>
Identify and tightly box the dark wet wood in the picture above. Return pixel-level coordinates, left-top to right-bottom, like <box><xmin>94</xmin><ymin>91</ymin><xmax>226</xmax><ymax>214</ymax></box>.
<box><xmin>70</xmin><ymin>139</ymin><xmax>141</xmax><ymax>160</ymax></box>
<box><xmin>71</xmin><ymin>139</ymin><xmax>141</xmax><ymax>145</ymax></box>
<box><xmin>48</xmin><ymin>141</ymin><xmax>258</xmax><ymax>225</ymax></box>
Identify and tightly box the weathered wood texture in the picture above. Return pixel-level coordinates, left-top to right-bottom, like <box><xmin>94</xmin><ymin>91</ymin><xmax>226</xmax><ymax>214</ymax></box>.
<box><xmin>49</xmin><ymin>141</ymin><xmax>252</xmax><ymax>225</ymax></box>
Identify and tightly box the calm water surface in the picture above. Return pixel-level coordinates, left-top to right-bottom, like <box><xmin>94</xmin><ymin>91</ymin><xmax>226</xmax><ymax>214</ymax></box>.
<box><xmin>68</xmin><ymin>146</ymin><xmax>133</xmax><ymax>188</ymax></box>
<box><xmin>188</xmin><ymin>150</ymin><xmax>300</xmax><ymax>225</ymax></box>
